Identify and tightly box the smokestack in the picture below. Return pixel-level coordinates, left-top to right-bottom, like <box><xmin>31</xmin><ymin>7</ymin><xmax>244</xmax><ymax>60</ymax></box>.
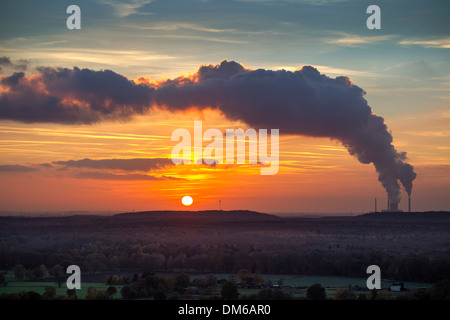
<box><xmin>408</xmin><ymin>196</ymin><xmax>411</xmax><ymax>213</ymax></box>
<box><xmin>387</xmin><ymin>198</ymin><xmax>390</xmax><ymax>211</ymax></box>
<box><xmin>375</xmin><ymin>198</ymin><xmax>377</xmax><ymax>213</ymax></box>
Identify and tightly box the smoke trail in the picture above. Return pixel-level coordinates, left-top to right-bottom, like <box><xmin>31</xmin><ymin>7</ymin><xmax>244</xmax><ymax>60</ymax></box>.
<box><xmin>0</xmin><ymin>60</ymin><xmax>416</xmax><ymax>202</ymax></box>
<box><xmin>153</xmin><ymin>61</ymin><xmax>417</xmax><ymax>203</ymax></box>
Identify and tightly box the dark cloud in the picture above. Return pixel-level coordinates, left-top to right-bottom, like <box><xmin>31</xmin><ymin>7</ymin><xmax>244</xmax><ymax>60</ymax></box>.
<box><xmin>39</xmin><ymin>163</ymin><xmax>54</xmax><ymax>169</ymax></box>
<box><xmin>0</xmin><ymin>66</ymin><xmax>154</xmax><ymax>124</ymax></box>
<box><xmin>0</xmin><ymin>57</ymin><xmax>13</xmax><ymax>68</ymax></box>
<box><xmin>0</xmin><ymin>57</ymin><xmax>29</xmax><ymax>74</ymax></box>
<box><xmin>76</xmin><ymin>172</ymin><xmax>181</xmax><ymax>181</ymax></box>
<box><xmin>1</xmin><ymin>72</ymin><xmax>25</xmax><ymax>86</ymax></box>
<box><xmin>0</xmin><ymin>60</ymin><xmax>416</xmax><ymax>202</ymax></box>
<box><xmin>154</xmin><ymin>60</ymin><xmax>248</xmax><ymax>88</ymax></box>
<box><xmin>196</xmin><ymin>158</ymin><xmax>217</xmax><ymax>167</ymax></box>
<box><xmin>154</xmin><ymin>75</ymin><xmax>195</xmax><ymax>88</ymax></box>
<box><xmin>14</xmin><ymin>59</ymin><xmax>29</xmax><ymax>71</ymax></box>
<box><xmin>53</xmin><ymin>158</ymin><xmax>173</xmax><ymax>171</ymax></box>
<box><xmin>0</xmin><ymin>158</ymin><xmax>181</xmax><ymax>181</ymax></box>
<box><xmin>0</xmin><ymin>164</ymin><xmax>37</xmax><ymax>172</ymax></box>
<box><xmin>197</xmin><ymin>60</ymin><xmax>248</xmax><ymax>81</ymax></box>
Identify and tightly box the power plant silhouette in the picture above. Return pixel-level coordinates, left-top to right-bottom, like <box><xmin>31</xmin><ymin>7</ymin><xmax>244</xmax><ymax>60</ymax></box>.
<box><xmin>375</xmin><ymin>195</ymin><xmax>412</xmax><ymax>213</ymax></box>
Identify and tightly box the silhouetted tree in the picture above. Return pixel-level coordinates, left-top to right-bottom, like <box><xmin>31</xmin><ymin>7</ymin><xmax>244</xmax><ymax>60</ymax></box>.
<box><xmin>12</xmin><ymin>264</ymin><xmax>25</xmax><ymax>281</ymax></box>
<box><xmin>39</xmin><ymin>265</ymin><xmax>48</xmax><ymax>278</ymax></box>
<box><xmin>357</xmin><ymin>293</ymin><xmax>367</xmax><ymax>300</ymax></box>
<box><xmin>193</xmin><ymin>278</ymin><xmax>207</xmax><ymax>288</ymax></box>
<box><xmin>120</xmin><ymin>285</ymin><xmax>137</xmax><ymax>299</ymax></box>
<box><xmin>273</xmin><ymin>289</ymin><xmax>288</xmax><ymax>300</ymax></box>
<box><xmin>370</xmin><ymin>288</ymin><xmax>378</xmax><ymax>300</ymax></box>
<box><xmin>110</xmin><ymin>275</ymin><xmax>120</xmax><ymax>285</ymax></box>
<box><xmin>237</xmin><ymin>269</ymin><xmax>251</xmax><ymax>285</ymax></box>
<box><xmin>32</xmin><ymin>265</ymin><xmax>47</xmax><ymax>279</ymax></box>
<box><xmin>42</xmin><ymin>286</ymin><xmax>57</xmax><ymax>299</ymax></box>
<box><xmin>154</xmin><ymin>291</ymin><xmax>166</xmax><ymax>300</ymax></box>
<box><xmin>429</xmin><ymin>279</ymin><xmax>450</xmax><ymax>300</ymax></box>
<box><xmin>333</xmin><ymin>288</ymin><xmax>356</xmax><ymax>300</ymax></box>
<box><xmin>66</xmin><ymin>289</ymin><xmax>77</xmax><ymax>300</ymax></box>
<box><xmin>25</xmin><ymin>291</ymin><xmax>41</xmax><ymax>300</ymax></box>
<box><xmin>95</xmin><ymin>289</ymin><xmax>110</xmax><ymax>300</ymax></box>
<box><xmin>175</xmin><ymin>273</ymin><xmax>190</xmax><ymax>291</ymax></box>
<box><xmin>107</xmin><ymin>286</ymin><xmax>117</xmax><ymax>299</ymax></box>
<box><xmin>49</xmin><ymin>264</ymin><xmax>64</xmax><ymax>287</ymax></box>
<box><xmin>86</xmin><ymin>287</ymin><xmax>97</xmax><ymax>300</ymax></box>
<box><xmin>253</xmin><ymin>270</ymin><xmax>265</xmax><ymax>286</ymax></box>
<box><xmin>221</xmin><ymin>281</ymin><xmax>239</xmax><ymax>300</ymax></box>
<box><xmin>307</xmin><ymin>283</ymin><xmax>326</xmax><ymax>300</ymax></box>
<box><xmin>205</xmin><ymin>275</ymin><xmax>217</xmax><ymax>288</ymax></box>
<box><xmin>257</xmin><ymin>289</ymin><xmax>274</xmax><ymax>300</ymax></box>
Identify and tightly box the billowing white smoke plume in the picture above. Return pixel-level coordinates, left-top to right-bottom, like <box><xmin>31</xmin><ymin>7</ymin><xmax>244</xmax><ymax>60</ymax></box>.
<box><xmin>0</xmin><ymin>60</ymin><xmax>416</xmax><ymax>203</ymax></box>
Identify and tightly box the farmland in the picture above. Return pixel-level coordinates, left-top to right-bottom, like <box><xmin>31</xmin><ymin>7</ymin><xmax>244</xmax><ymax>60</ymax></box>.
<box><xmin>0</xmin><ymin>210</ymin><xmax>449</xmax><ymax>299</ymax></box>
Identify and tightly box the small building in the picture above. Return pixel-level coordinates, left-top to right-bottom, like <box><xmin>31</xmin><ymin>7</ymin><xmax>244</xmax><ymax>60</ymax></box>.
<box><xmin>389</xmin><ymin>282</ymin><xmax>408</xmax><ymax>292</ymax></box>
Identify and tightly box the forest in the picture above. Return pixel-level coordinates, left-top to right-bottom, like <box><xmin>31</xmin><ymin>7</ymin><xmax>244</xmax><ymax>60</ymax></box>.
<box><xmin>1</xmin><ymin>210</ymin><xmax>449</xmax><ymax>286</ymax></box>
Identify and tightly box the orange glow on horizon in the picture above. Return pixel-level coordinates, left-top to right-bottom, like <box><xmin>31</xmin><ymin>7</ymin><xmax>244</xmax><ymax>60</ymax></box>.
<box><xmin>0</xmin><ymin>107</ymin><xmax>448</xmax><ymax>214</ymax></box>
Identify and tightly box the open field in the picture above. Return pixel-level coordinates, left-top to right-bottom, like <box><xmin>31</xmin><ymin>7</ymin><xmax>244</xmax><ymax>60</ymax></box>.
<box><xmin>0</xmin><ymin>271</ymin><xmax>433</xmax><ymax>300</ymax></box>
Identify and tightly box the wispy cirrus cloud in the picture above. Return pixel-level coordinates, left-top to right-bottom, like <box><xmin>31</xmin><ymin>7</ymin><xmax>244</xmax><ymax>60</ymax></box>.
<box><xmin>323</xmin><ymin>33</ymin><xmax>395</xmax><ymax>46</ymax></box>
<box><xmin>270</xmin><ymin>64</ymin><xmax>377</xmax><ymax>78</ymax></box>
<box><xmin>0</xmin><ymin>164</ymin><xmax>37</xmax><ymax>172</ymax></box>
<box><xmin>53</xmin><ymin>158</ymin><xmax>174</xmax><ymax>171</ymax></box>
<box><xmin>398</xmin><ymin>37</ymin><xmax>450</xmax><ymax>49</ymax></box>
<box><xmin>76</xmin><ymin>171</ymin><xmax>182</xmax><ymax>181</ymax></box>
<box><xmin>24</xmin><ymin>48</ymin><xmax>175</xmax><ymax>67</ymax></box>
<box><xmin>0</xmin><ymin>158</ymin><xmax>184</xmax><ymax>181</ymax></box>
<box><xmin>235</xmin><ymin>0</ymin><xmax>349</xmax><ymax>4</ymax></box>
<box><xmin>98</xmin><ymin>0</ymin><xmax>153</xmax><ymax>17</ymax></box>
<box><xmin>121</xmin><ymin>22</ymin><xmax>277</xmax><ymax>36</ymax></box>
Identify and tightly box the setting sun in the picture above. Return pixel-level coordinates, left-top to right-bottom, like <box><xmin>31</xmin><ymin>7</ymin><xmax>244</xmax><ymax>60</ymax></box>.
<box><xmin>181</xmin><ymin>196</ymin><xmax>193</xmax><ymax>206</ymax></box>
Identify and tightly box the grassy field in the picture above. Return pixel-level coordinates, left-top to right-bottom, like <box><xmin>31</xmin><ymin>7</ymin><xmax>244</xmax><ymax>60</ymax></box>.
<box><xmin>0</xmin><ymin>271</ymin><xmax>122</xmax><ymax>299</ymax></box>
<box><xmin>1</xmin><ymin>271</ymin><xmax>434</xmax><ymax>300</ymax></box>
<box><xmin>189</xmin><ymin>273</ymin><xmax>434</xmax><ymax>299</ymax></box>
<box><xmin>0</xmin><ymin>281</ymin><xmax>122</xmax><ymax>299</ymax></box>
<box><xmin>189</xmin><ymin>273</ymin><xmax>433</xmax><ymax>289</ymax></box>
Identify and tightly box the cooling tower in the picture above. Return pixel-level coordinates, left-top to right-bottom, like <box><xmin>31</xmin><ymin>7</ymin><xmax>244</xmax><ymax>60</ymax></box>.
<box><xmin>389</xmin><ymin>202</ymin><xmax>399</xmax><ymax>212</ymax></box>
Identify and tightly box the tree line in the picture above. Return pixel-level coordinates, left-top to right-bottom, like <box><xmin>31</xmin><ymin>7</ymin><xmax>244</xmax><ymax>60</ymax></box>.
<box><xmin>1</xmin><ymin>239</ymin><xmax>449</xmax><ymax>283</ymax></box>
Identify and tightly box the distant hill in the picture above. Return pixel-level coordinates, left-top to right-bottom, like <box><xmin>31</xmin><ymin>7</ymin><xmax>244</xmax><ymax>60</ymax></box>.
<box><xmin>357</xmin><ymin>211</ymin><xmax>450</xmax><ymax>221</ymax></box>
<box><xmin>113</xmin><ymin>209</ymin><xmax>281</xmax><ymax>222</ymax></box>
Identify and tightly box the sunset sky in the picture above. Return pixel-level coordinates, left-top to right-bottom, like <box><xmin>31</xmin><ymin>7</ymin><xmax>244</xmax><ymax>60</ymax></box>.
<box><xmin>0</xmin><ymin>0</ymin><xmax>449</xmax><ymax>214</ymax></box>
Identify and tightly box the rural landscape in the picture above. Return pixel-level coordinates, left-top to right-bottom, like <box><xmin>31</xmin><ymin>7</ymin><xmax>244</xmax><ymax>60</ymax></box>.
<box><xmin>0</xmin><ymin>1</ymin><xmax>449</xmax><ymax>310</ymax></box>
<box><xmin>1</xmin><ymin>210</ymin><xmax>449</xmax><ymax>300</ymax></box>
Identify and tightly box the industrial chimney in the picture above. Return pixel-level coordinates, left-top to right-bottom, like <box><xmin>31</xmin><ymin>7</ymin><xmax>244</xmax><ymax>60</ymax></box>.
<box><xmin>408</xmin><ymin>196</ymin><xmax>411</xmax><ymax>213</ymax></box>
